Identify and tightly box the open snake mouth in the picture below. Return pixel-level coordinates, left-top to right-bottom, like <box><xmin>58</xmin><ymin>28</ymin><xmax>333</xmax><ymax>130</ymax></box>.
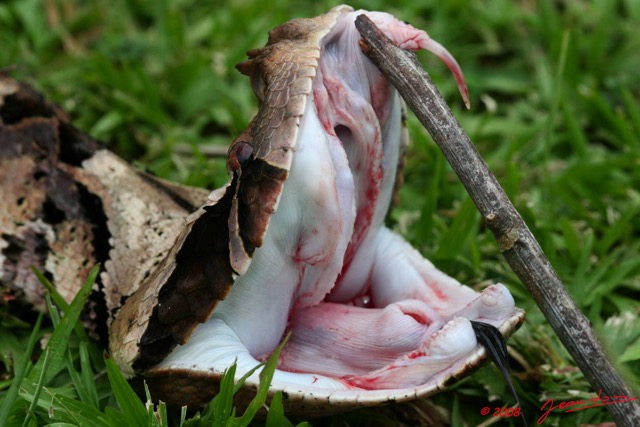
<box><xmin>142</xmin><ymin>8</ymin><xmax>524</xmax><ymax>401</ymax></box>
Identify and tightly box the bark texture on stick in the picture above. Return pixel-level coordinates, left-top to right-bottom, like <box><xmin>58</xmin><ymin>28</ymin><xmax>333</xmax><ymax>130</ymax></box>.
<box><xmin>355</xmin><ymin>15</ymin><xmax>639</xmax><ymax>427</ymax></box>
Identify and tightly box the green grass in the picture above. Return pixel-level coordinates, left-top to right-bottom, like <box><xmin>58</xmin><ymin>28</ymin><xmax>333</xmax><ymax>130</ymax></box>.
<box><xmin>1</xmin><ymin>0</ymin><xmax>640</xmax><ymax>425</ymax></box>
<box><xmin>0</xmin><ymin>268</ymin><xmax>306</xmax><ymax>427</ymax></box>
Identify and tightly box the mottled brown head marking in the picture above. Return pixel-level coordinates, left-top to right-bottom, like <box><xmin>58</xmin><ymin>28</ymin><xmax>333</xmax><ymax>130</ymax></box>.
<box><xmin>225</xmin><ymin>6</ymin><xmax>348</xmax><ymax>275</ymax></box>
<box><xmin>111</xmin><ymin>5</ymin><xmax>351</xmax><ymax>374</ymax></box>
<box><xmin>267</xmin><ymin>18</ymin><xmax>317</xmax><ymax>44</ymax></box>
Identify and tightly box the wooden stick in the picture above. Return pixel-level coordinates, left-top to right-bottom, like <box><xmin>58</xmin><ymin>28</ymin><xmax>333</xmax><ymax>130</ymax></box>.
<box><xmin>355</xmin><ymin>14</ymin><xmax>639</xmax><ymax>427</ymax></box>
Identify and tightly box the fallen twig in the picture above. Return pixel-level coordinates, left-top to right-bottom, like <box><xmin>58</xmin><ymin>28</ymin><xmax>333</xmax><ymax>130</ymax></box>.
<box><xmin>355</xmin><ymin>14</ymin><xmax>639</xmax><ymax>427</ymax></box>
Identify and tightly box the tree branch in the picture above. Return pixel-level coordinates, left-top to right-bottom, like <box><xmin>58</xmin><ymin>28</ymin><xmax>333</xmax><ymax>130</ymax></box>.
<box><xmin>355</xmin><ymin>14</ymin><xmax>639</xmax><ymax>427</ymax></box>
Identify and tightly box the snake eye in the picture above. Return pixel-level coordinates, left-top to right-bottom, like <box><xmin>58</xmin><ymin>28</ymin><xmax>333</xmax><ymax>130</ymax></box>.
<box><xmin>228</xmin><ymin>141</ymin><xmax>253</xmax><ymax>172</ymax></box>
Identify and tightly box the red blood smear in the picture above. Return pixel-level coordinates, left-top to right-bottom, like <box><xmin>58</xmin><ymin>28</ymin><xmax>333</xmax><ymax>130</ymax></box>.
<box><xmin>407</xmin><ymin>351</ymin><xmax>426</xmax><ymax>360</ymax></box>
<box><xmin>429</xmin><ymin>283</ymin><xmax>448</xmax><ymax>301</ymax></box>
<box><xmin>340</xmin><ymin>149</ymin><xmax>383</xmax><ymax>275</ymax></box>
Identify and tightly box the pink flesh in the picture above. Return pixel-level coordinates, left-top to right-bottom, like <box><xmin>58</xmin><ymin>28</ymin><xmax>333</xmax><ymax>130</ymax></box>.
<box><xmin>160</xmin><ymin>8</ymin><xmax>516</xmax><ymax>393</ymax></box>
<box><xmin>270</xmin><ymin>11</ymin><xmax>509</xmax><ymax>388</ymax></box>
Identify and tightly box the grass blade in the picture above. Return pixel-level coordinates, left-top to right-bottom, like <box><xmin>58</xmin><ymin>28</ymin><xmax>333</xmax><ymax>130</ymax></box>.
<box><xmin>19</xmin><ymin>380</ymin><xmax>111</xmax><ymax>426</ymax></box>
<box><xmin>104</xmin><ymin>354</ymin><xmax>148</xmax><ymax>427</ymax></box>
<box><xmin>79</xmin><ymin>341</ymin><xmax>100</xmax><ymax>408</ymax></box>
<box><xmin>435</xmin><ymin>197</ymin><xmax>480</xmax><ymax>259</ymax></box>
<box><xmin>21</xmin><ymin>347</ymin><xmax>51</xmax><ymax>427</ymax></box>
<box><xmin>30</xmin><ymin>267</ymin><xmax>95</xmax><ymax>346</ymax></box>
<box><xmin>27</xmin><ymin>265</ymin><xmax>100</xmax><ymax>384</ymax></box>
<box><xmin>210</xmin><ymin>362</ymin><xmax>237</xmax><ymax>427</ymax></box>
<box><xmin>0</xmin><ymin>313</ymin><xmax>43</xmax><ymax>425</ymax></box>
<box><xmin>265</xmin><ymin>391</ymin><xmax>293</xmax><ymax>427</ymax></box>
<box><xmin>233</xmin><ymin>334</ymin><xmax>290</xmax><ymax>427</ymax></box>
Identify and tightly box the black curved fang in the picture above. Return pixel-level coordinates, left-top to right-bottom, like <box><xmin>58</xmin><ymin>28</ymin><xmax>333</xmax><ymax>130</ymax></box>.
<box><xmin>470</xmin><ymin>321</ymin><xmax>528</xmax><ymax>427</ymax></box>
